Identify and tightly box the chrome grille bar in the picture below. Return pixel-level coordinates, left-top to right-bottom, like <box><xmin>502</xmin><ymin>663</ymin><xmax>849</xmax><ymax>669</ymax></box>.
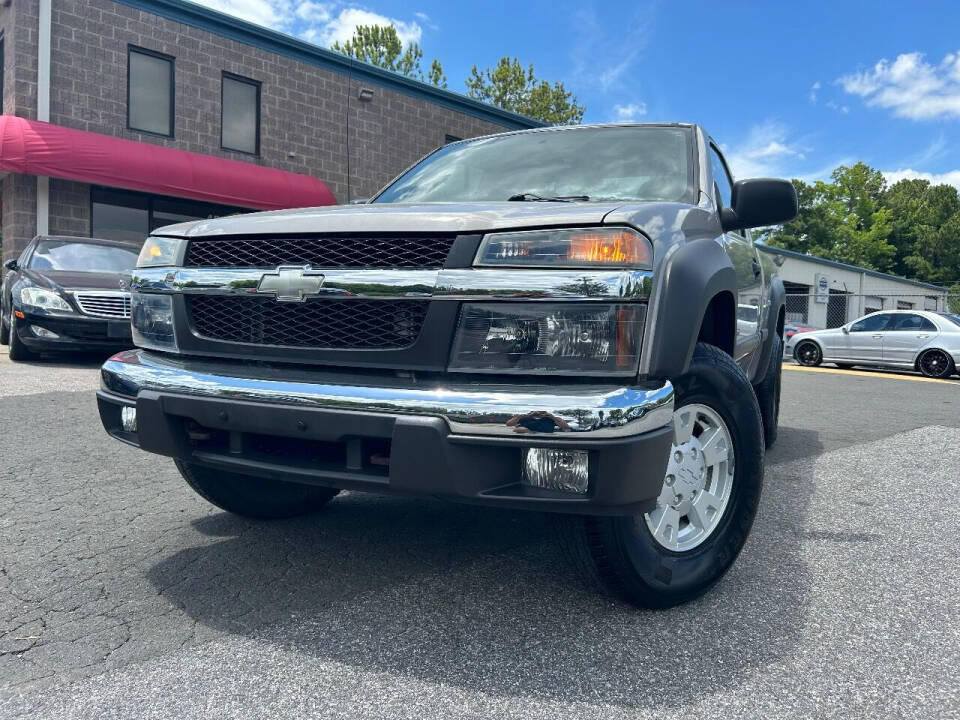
<box><xmin>73</xmin><ymin>291</ymin><xmax>132</xmax><ymax>318</ymax></box>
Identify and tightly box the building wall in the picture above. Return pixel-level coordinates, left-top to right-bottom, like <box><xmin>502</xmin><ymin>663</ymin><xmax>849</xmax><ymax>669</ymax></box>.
<box><xmin>0</xmin><ymin>0</ymin><xmax>520</xmax><ymax>257</ymax></box>
<box><xmin>761</xmin><ymin>247</ymin><xmax>947</xmax><ymax>327</ymax></box>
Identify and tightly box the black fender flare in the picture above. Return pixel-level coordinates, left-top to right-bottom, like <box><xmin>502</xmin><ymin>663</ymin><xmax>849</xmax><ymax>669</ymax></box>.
<box><xmin>642</xmin><ymin>238</ymin><xmax>738</xmax><ymax>380</ymax></box>
<box><xmin>750</xmin><ymin>275</ymin><xmax>785</xmax><ymax>384</ymax></box>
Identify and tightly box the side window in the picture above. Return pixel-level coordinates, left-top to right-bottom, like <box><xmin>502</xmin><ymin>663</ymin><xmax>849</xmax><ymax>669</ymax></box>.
<box><xmin>850</xmin><ymin>314</ymin><xmax>891</xmax><ymax>332</ymax></box>
<box><xmin>889</xmin><ymin>314</ymin><xmax>933</xmax><ymax>331</ymax></box>
<box><xmin>709</xmin><ymin>145</ymin><xmax>733</xmax><ymax>210</ymax></box>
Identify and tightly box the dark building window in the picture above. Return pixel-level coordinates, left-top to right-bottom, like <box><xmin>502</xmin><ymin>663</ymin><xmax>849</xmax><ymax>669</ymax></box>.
<box><xmin>128</xmin><ymin>47</ymin><xmax>174</xmax><ymax>137</ymax></box>
<box><xmin>91</xmin><ymin>187</ymin><xmax>247</xmax><ymax>243</ymax></box>
<box><xmin>221</xmin><ymin>73</ymin><xmax>260</xmax><ymax>155</ymax></box>
<box><xmin>444</xmin><ymin>134</ymin><xmax>462</xmax><ymax>144</ymax></box>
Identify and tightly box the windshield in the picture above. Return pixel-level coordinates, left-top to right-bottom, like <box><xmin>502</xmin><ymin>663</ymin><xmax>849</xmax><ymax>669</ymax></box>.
<box><xmin>29</xmin><ymin>240</ymin><xmax>140</xmax><ymax>273</ymax></box>
<box><xmin>374</xmin><ymin>126</ymin><xmax>692</xmax><ymax>204</ymax></box>
<box><xmin>939</xmin><ymin>313</ymin><xmax>960</xmax><ymax>328</ymax></box>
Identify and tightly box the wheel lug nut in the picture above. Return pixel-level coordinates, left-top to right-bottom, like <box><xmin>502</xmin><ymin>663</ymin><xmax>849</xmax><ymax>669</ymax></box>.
<box><xmin>674</xmin><ymin>450</ymin><xmax>683</xmax><ymax>463</ymax></box>
<box><xmin>665</xmin><ymin>475</ymin><xmax>675</xmax><ymax>487</ymax></box>
<box><xmin>674</xmin><ymin>494</ymin><xmax>683</xmax><ymax>504</ymax></box>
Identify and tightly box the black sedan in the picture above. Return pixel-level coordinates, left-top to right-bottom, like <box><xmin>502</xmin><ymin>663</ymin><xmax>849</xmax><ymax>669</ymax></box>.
<box><xmin>1</xmin><ymin>235</ymin><xmax>141</xmax><ymax>361</ymax></box>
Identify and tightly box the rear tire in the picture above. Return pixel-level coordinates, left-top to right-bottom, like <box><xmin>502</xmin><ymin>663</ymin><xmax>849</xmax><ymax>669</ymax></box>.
<box><xmin>0</xmin><ymin>312</ymin><xmax>9</xmax><ymax>345</ymax></box>
<box><xmin>174</xmin><ymin>460</ymin><xmax>340</xmax><ymax>519</ymax></box>
<box><xmin>7</xmin><ymin>312</ymin><xmax>37</xmax><ymax>362</ymax></box>
<box><xmin>794</xmin><ymin>340</ymin><xmax>821</xmax><ymax>367</ymax></box>
<box><xmin>554</xmin><ymin>342</ymin><xmax>764</xmax><ymax>609</ymax></box>
<box><xmin>917</xmin><ymin>349</ymin><xmax>955</xmax><ymax>379</ymax></box>
<box><xmin>755</xmin><ymin>333</ymin><xmax>782</xmax><ymax>449</ymax></box>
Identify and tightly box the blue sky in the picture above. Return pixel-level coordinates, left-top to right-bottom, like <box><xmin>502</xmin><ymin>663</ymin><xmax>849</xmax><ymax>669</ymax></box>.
<box><xmin>197</xmin><ymin>0</ymin><xmax>960</xmax><ymax>188</ymax></box>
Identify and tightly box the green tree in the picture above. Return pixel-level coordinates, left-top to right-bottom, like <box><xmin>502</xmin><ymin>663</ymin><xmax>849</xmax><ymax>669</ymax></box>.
<box><xmin>764</xmin><ymin>163</ymin><xmax>897</xmax><ymax>272</ymax></box>
<box><xmin>331</xmin><ymin>25</ymin><xmax>447</xmax><ymax>88</ymax></box>
<box><xmin>884</xmin><ymin>179</ymin><xmax>960</xmax><ymax>283</ymax></box>
<box><xmin>465</xmin><ymin>57</ymin><xmax>585</xmax><ymax>125</ymax></box>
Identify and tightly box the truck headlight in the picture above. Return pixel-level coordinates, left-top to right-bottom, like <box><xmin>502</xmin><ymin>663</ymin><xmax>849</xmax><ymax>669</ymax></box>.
<box><xmin>20</xmin><ymin>287</ymin><xmax>74</xmax><ymax>313</ymax></box>
<box><xmin>476</xmin><ymin>228</ymin><xmax>652</xmax><ymax>268</ymax></box>
<box><xmin>131</xmin><ymin>293</ymin><xmax>177</xmax><ymax>351</ymax></box>
<box><xmin>137</xmin><ymin>236</ymin><xmax>185</xmax><ymax>267</ymax></box>
<box><xmin>449</xmin><ymin>303</ymin><xmax>644</xmax><ymax>375</ymax></box>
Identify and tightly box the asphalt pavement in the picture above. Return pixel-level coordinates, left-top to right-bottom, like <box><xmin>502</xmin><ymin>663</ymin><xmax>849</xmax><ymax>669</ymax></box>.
<box><xmin>1</xmin><ymin>347</ymin><xmax>958</xmax><ymax>719</ymax></box>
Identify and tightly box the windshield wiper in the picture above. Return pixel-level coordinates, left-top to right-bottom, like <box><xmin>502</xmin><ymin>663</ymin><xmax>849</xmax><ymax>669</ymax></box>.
<box><xmin>507</xmin><ymin>193</ymin><xmax>590</xmax><ymax>202</ymax></box>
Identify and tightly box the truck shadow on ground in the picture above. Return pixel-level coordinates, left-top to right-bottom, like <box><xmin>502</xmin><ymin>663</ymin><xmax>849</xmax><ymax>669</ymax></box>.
<box><xmin>146</xmin><ymin>426</ymin><xmax>822</xmax><ymax>710</ymax></box>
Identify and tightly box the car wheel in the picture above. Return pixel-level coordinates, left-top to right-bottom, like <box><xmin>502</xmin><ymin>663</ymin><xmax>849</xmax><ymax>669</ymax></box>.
<box><xmin>7</xmin><ymin>311</ymin><xmax>37</xmax><ymax>362</ymax></box>
<box><xmin>794</xmin><ymin>340</ymin><xmax>821</xmax><ymax>367</ymax></box>
<box><xmin>174</xmin><ymin>460</ymin><xmax>341</xmax><ymax>519</ymax></box>
<box><xmin>835</xmin><ymin>363</ymin><xmax>855</xmax><ymax>370</ymax></box>
<box><xmin>554</xmin><ymin>342</ymin><xmax>764</xmax><ymax>609</ymax></box>
<box><xmin>755</xmin><ymin>333</ymin><xmax>782</xmax><ymax>449</ymax></box>
<box><xmin>917</xmin><ymin>349</ymin><xmax>955</xmax><ymax>379</ymax></box>
<box><xmin>0</xmin><ymin>309</ymin><xmax>8</xmax><ymax>346</ymax></box>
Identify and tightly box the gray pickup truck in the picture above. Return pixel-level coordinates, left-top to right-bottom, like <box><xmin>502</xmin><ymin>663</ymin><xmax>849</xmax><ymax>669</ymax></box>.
<box><xmin>97</xmin><ymin>123</ymin><xmax>797</xmax><ymax>608</ymax></box>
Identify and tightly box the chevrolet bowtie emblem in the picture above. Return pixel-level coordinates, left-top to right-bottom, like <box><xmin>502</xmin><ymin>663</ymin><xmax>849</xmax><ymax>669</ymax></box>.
<box><xmin>257</xmin><ymin>266</ymin><xmax>326</xmax><ymax>302</ymax></box>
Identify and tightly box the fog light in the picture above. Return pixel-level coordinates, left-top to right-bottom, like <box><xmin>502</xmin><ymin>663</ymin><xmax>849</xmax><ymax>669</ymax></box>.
<box><xmin>523</xmin><ymin>448</ymin><xmax>589</xmax><ymax>494</ymax></box>
<box><xmin>121</xmin><ymin>406</ymin><xmax>138</xmax><ymax>433</ymax></box>
<box><xmin>30</xmin><ymin>326</ymin><xmax>59</xmax><ymax>339</ymax></box>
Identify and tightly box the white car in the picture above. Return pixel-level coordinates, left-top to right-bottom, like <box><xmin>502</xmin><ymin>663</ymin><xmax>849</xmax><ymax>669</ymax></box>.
<box><xmin>786</xmin><ymin>310</ymin><xmax>960</xmax><ymax>379</ymax></box>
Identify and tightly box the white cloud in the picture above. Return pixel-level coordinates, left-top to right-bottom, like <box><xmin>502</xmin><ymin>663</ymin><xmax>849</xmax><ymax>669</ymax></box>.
<box><xmin>570</xmin><ymin>5</ymin><xmax>651</xmax><ymax>93</ymax></box>
<box><xmin>191</xmin><ymin>0</ymin><xmax>424</xmax><ymax>50</ymax></box>
<box><xmin>318</xmin><ymin>8</ymin><xmax>422</xmax><ymax>47</ymax></box>
<box><xmin>722</xmin><ymin>121</ymin><xmax>808</xmax><ymax>179</ymax></box>
<box><xmin>882</xmin><ymin>168</ymin><xmax>960</xmax><ymax>191</ymax></box>
<box><xmin>612</xmin><ymin>103</ymin><xmax>647</xmax><ymax>121</ymax></box>
<box><xmin>825</xmin><ymin>100</ymin><xmax>849</xmax><ymax>114</ymax></box>
<box><xmin>809</xmin><ymin>80</ymin><xmax>820</xmax><ymax>104</ymax></box>
<box><xmin>837</xmin><ymin>50</ymin><xmax>960</xmax><ymax>120</ymax></box>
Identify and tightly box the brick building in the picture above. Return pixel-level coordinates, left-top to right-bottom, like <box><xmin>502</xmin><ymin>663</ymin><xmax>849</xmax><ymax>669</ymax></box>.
<box><xmin>0</xmin><ymin>0</ymin><xmax>539</xmax><ymax>258</ymax></box>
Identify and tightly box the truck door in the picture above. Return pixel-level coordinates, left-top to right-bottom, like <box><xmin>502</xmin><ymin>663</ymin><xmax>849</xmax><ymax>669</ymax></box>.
<box><xmin>708</xmin><ymin>144</ymin><xmax>764</xmax><ymax>371</ymax></box>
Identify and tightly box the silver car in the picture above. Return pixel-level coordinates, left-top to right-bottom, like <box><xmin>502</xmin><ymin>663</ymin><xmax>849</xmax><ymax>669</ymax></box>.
<box><xmin>786</xmin><ymin>310</ymin><xmax>960</xmax><ymax>378</ymax></box>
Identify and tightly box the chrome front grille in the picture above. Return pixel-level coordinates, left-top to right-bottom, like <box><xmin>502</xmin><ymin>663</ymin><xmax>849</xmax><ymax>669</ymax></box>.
<box><xmin>74</xmin><ymin>292</ymin><xmax>132</xmax><ymax>319</ymax></box>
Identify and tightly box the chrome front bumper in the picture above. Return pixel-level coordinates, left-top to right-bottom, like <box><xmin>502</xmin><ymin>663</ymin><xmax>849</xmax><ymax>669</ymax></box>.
<box><xmin>100</xmin><ymin>350</ymin><xmax>674</xmax><ymax>439</ymax></box>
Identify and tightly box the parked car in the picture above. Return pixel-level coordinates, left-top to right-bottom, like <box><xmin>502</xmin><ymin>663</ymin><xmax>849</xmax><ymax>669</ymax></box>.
<box><xmin>784</xmin><ymin>323</ymin><xmax>817</xmax><ymax>339</ymax></box>
<box><xmin>95</xmin><ymin>123</ymin><xmax>797</xmax><ymax>608</ymax></box>
<box><xmin>1</xmin><ymin>235</ymin><xmax>140</xmax><ymax>361</ymax></box>
<box><xmin>786</xmin><ymin>310</ymin><xmax>960</xmax><ymax>378</ymax></box>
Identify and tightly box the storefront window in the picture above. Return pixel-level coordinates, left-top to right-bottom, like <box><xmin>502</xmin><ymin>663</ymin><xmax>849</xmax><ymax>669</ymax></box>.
<box><xmin>92</xmin><ymin>187</ymin><xmax>247</xmax><ymax>242</ymax></box>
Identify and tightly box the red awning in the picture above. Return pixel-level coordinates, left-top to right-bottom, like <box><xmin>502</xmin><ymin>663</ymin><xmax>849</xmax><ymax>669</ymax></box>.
<box><xmin>0</xmin><ymin>115</ymin><xmax>337</xmax><ymax>210</ymax></box>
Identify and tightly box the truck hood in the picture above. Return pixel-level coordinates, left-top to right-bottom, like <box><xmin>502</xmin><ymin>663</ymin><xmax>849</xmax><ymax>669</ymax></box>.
<box><xmin>152</xmin><ymin>202</ymin><xmax>631</xmax><ymax>238</ymax></box>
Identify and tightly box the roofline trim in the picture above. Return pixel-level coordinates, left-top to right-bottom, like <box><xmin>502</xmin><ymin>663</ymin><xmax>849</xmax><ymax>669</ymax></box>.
<box><xmin>112</xmin><ymin>0</ymin><xmax>544</xmax><ymax>131</ymax></box>
<box><xmin>757</xmin><ymin>243</ymin><xmax>947</xmax><ymax>292</ymax></box>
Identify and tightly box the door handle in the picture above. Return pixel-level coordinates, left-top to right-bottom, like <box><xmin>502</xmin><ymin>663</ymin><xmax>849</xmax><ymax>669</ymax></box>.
<box><xmin>917</xmin><ymin>334</ymin><xmax>930</xmax><ymax>339</ymax></box>
<box><xmin>872</xmin><ymin>334</ymin><xmax>883</xmax><ymax>339</ymax></box>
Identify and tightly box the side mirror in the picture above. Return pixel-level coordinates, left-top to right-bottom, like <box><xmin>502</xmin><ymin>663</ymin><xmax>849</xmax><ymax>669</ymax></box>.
<box><xmin>842</xmin><ymin>326</ymin><xmax>850</xmax><ymax>334</ymax></box>
<box><xmin>3</xmin><ymin>258</ymin><xmax>17</xmax><ymax>272</ymax></box>
<box><xmin>720</xmin><ymin>178</ymin><xmax>798</xmax><ymax>231</ymax></box>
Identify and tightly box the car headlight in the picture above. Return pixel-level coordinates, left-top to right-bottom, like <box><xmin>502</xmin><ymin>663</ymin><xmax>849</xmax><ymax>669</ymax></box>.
<box><xmin>449</xmin><ymin>302</ymin><xmax>644</xmax><ymax>375</ymax></box>
<box><xmin>20</xmin><ymin>287</ymin><xmax>74</xmax><ymax>313</ymax></box>
<box><xmin>131</xmin><ymin>293</ymin><xmax>177</xmax><ymax>351</ymax></box>
<box><xmin>475</xmin><ymin>228</ymin><xmax>652</xmax><ymax>268</ymax></box>
<box><xmin>137</xmin><ymin>236</ymin><xmax>185</xmax><ymax>267</ymax></box>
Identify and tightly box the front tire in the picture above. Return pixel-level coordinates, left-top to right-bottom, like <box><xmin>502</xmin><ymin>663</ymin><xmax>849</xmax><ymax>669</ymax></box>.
<box><xmin>7</xmin><ymin>312</ymin><xmax>37</xmax><ymax>362</ymax></box>
<box><xmin>917</xmin><ymin>349</ymin><xmax>955</xmax><ymax>379</ymax></box>
<box><xmin>174</xmin><ymin>460</ymin><xmax>340</xmax><ymax>519</ymax></box>
<box><xmin>794</xmin><ymin>340</ymin><xmax>821</xmax><ymax>367</ymax></box>
<box><xmin>555</xmin><ymin>342</ymin><xmax>764</xmax><ymax>609</ymax></box>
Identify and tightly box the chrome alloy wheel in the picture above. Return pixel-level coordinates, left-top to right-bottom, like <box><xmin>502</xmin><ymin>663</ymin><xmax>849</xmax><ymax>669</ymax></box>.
<box><xmin>645</xmin><ymin>403</ymin><xmax>735</xmax><ymax>552</ymax></box>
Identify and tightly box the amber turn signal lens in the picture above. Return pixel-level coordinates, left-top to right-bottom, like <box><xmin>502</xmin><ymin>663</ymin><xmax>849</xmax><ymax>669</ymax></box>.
<box><xmin>476</xmin><ymin>227</ymin><xmax>652</xmax><ymax>268</ymax></box>
<box><xmin>567</xmin><ymin>230</ymin><xmax>650</xmax><ymax>265</ymax></box>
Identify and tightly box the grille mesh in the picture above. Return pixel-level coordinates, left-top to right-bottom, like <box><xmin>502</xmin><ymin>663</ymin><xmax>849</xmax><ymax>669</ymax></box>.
<box><xmin>74</xmin><ymin>292</ymin><xmax>131</xmax><ymax>318</ymax></box>
<box><xmin>187</xmin><ymin>296</ymin><xmax>428</xmax><ymax>350</ymax></box>
<box><xmin>184</xmin><ymin>236</ymin><xmax>454</xmax><ymax>268</ymax></box>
